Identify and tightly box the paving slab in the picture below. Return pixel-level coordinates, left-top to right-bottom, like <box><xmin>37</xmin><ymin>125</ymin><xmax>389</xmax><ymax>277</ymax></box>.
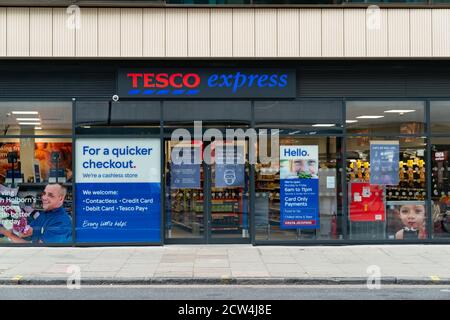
<box><xmin>0</xmin><ymin>245</ymin><xmax>449</xmax><ymax>285</ymax></box>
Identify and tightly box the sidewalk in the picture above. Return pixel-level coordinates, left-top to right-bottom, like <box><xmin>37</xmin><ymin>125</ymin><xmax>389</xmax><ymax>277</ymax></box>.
<box><xmin>1</xmin><ymin>245</ymin><xmax>450</xmax><ymax>285</ymax></box>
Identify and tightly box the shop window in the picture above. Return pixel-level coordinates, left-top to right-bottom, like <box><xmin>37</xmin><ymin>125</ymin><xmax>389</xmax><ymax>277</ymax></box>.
<box><xmin>255</xmin><ymin>135</ymin><xmax>343</xmax><ymax>241</ymax></box>
<box><xmin>0</xmin><ymin>101</ymin><xmax>72</xmax><ymax>136</ymax></box>
<box><xmin>255</xmin><ymin>100</ymin><xmax>343</xmax><ymax>134</ymax></box>
<box><xmin>166</xmin><ymin>0</ymin><xmax>250</xmax><ymax>3</ymax></box>
<box><xmin>110</xmin><ymin>101</ymin><xmax>160</xmax><ymax>125</ymax></box>
<box><xmin>0</xmin><ymin>138</ymin><xmax>73</xmax><ymax>245</ymax></box>
<box><xmin>76</xmin><ymin>101</ymin><xmax>161</xmax><ymax>135</ymax></box>
<box><xmin>346</xmin><ymin>137</ymin><xmax>427</xmax><ymax>240</ymax></box>
<box><xmin>347</xmin><ymin>0</ymin><xmax>426</xmax><ymax>2</ymax></box>
<box><xmin>431</xmin><ymin>137</ymin><xmax>450</xmax><ymax>239</ymax></box>
<box><xmin>76</xmin><ymin>101</ymin><xmax>109</xmax><ymax>127</ymax></box>
<box><xmin>252</xmin><ymin>0</ymin><xmax>335</xmax><ymax>3</ymax></box>
<box><xmin>163</xmin><ymin>101</ymin><xmax>251</xmax><ymax>125</ymax></box>
<box><xmin>346</xmin><ymin>101</ymin><xmax>425</xmax><ymax>136</ymax></box>
<box><xmin>430</xmin><ymin>101</ymin><xmax>450</xmax><ymax>134</ymax></box>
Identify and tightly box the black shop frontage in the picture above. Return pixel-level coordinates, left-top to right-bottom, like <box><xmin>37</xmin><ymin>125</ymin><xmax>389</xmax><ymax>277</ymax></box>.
<box><xmin>0</xmin><ymin>60</ymin><xmax>449</xmax><ymax>246</ymax></box>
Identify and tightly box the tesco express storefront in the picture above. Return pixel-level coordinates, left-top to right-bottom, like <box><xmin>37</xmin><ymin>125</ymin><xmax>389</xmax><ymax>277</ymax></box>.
<box><xmin>0</xmin><ymin>60</ymin><xmax>449</xmax><ymax>246</ymax></box>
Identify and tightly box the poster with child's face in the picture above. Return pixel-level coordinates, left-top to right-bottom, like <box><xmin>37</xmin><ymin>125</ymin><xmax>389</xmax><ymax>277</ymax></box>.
<box><xmin>387</xmin><ymin>201</ymin><xmax>427</xmax><ymax>240</ymax></box>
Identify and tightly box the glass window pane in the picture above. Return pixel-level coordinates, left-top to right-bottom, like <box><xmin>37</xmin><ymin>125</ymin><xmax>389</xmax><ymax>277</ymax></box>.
<box><xmin>348</xmin><ymin>0</ymin><xmax>425</xmax><ymax>2</ymax></box>
<box><xmin>255</xmin><ymin>100</ymin><xmax>343</xmax><ymax>134</ymax></box>
<box><xmin>431</xmin><ymin>137</ymin><xmax>450</xmax><ymax>239</ymax></box>
<box><xmin>347</xmin><ymin>0</ymin><xmax>427</xmax><ymax>3</ymax></box>
<box><xmin>163</xmin><ymin>101</ymin><xmax>251</xmax><ymax>124</ymax></box>
<box><xmin>76</xmin><ymin>101</ymin><xmax>160</xmax><ymax>135</ymax></box>
<box><xmin>166</xmin><ymin>0</ymin><xmax>250</xmax><ymax>3</ymax></box>
<box><xmin>431</xmin><ymin>101</ymin><xmax>450</xmax><ymax>134</ymax></box>
<box><xmin>76</xmin><ymin>101</ymin><xmax>109</xmax><ymax>127</ymax></box>
<box><xmin>255</xmin><ymin>135</ymin><xmax>343</xmax><ymax>241</ymax></box>
<box><xmin>253</xmin><ymin>0</ymin><xmax>335</xmax><ymax>3</ymax></box>
<box><xmin>346</xmin><ymin>136</ymin><xmax>427</xmax><ymax>241</ymax></box>
<box><xmin>0</xmin><ymin>137</ymin><xmax>73</xmax><ymax>245</ymax></box>
<box><xmin>346</xmin><ymin>101</ymin><xmax>425</xmax><ymax>135</ymax></box>
<box><xmin>111</xmin><ymin>101</ymin><xmax>160</xmax><ymax>125</ymax></box>
<box><xmin>0</xmin><ymin>101</ymin><xmax>72</xmax><ymax>136</ymax></box>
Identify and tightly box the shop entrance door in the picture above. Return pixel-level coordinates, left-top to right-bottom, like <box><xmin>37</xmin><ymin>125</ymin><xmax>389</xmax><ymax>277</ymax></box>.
<box><xmin>164</xmin><ymin>139</ymin><xmax>251</xmax><ymax>244</ymax></box>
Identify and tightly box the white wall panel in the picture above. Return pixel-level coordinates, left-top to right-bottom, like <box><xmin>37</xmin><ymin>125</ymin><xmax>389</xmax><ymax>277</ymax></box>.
<box><xmin>410</xmin><ymin>9</ymin><xmax>432</xmax><ymax>57</ymax></box>
<box><xmin>255</xmin><ymin>9</ymin><xmax>277</xmax><ymax>57</ymax></box>
<box><xmin>98</xmin><ymin>8</ymin><xmax>120</xmax><ymax>57</ymax></box>
<box><xmin>233</xmin><ymin>9</ymin><xmax>254</xmax><ymax>57</ymax></box>
<box><xmin>299</xmin><ymin>9</ymin><xmax>321</xmax><ymax>57</ymax></box>
<box><xmin>322</xmin><ymin>9</ymin><xmax>344</xmax><ymax>57</ymax></box>
<box><xmin>0</xmin><ymin>8</ymin><xmax>5</xmax><ymax>57</ymax></box>
<box><xmin>53</xmin><ymin>8</ymin><xmax>75</xmax><ymax>57</ymax></box>
<box><xmin>30</xmin><ymin>8</ymin><xmax>52</xmax><ymax>57</ymax></box>
<box><xmin>121</xmin><ymin>8</ymin><xmax>142</xmax><ymax>57</ymax></box>
<box><xmin>388</xmin><ymin>9</ymin><xmax>410</xmax><ymax>57</ymax></box>
<box><xmin>0</xmin><ymin>7</ymin><xmax>444</xmax><ymax>59</ymax></box>
<box><xmin>432</xmin><ymin>9</ymin><xmax>450</xmax><ymax>57</ymax></box>
<box><xmin>143</xmin><ymin>8</ymin><xmax>165</xmax><ymax>57</ymax></box>
<box><xmin>366</xmin><ymin>9</ymin><xmax>388</xmax><ymax>57</ymax></box>
<box><xmin>188</xmin><ymin>9</ymin><xmax>210</xmax><ymax>57</ymax></box>
<box><xmin>166</xmin><ymin>9</ymin><xmax>188</xmax><ymax>57</ymax></box>
<box><xmin>211</xmin><ymin>9</ymin><xmax>232</xmax><ymax>57</ymax></box>
<box><xmin>277</xmin><ymin>9</ymin><xmax>299</xmax><ymax>57</ymax></box>
<box><xmin>7</xmin><ymin>8</ymin><xmax>29</xmax><ymax>56</ymax></box>
<box><xmin>344</xmin><ymin>9</ymin><xmax>365</xmax><ymax>57</ymax></box>
<box><xmin>76</xmin><ymin>8</ymin><xmax>98</xmax><ymax>57</ymax></box>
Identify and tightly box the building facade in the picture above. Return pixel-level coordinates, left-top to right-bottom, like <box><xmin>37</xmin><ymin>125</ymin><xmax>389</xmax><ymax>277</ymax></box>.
<box><xmin>0</xmin><ymin>1</ymin><xmax>449</xmax><ymax>246</ymax></box>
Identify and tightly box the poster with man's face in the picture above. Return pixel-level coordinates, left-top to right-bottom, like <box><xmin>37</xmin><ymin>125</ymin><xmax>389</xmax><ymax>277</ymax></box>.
<box><xmin>0</xmin><ymin>142</ymin><xmax>73</xmax><ymax>244</ymax></box>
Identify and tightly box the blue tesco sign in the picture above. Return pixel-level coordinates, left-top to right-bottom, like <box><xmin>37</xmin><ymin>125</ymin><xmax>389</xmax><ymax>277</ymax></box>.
<box><xmin>118</xmin><ymin>68</ymin><xmax>296</xmax><ymax>98</ymax></box>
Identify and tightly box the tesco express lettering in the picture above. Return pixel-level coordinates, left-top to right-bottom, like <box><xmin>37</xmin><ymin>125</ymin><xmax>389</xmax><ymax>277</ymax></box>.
<box><xmin>127</xmin><ymin>71</ymin><xmax>288</xmax><ymax>93</ymax></box>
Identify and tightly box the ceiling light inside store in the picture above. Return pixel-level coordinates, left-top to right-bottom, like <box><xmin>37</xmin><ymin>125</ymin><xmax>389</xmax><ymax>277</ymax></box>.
<box><xmin>16</xmin><ymin>118</ymin><xmax>41</xmax><ymax>121</ymax></box>
<box><xmin>12</xmin><ymin>111</ymin><xmax>39</xmax><ymax>115</ymax></box>
<box><xmin>384</xmin><ymin>110</ymin><xmax>416</xmax><ymax>113</ymax></box>
<box><xmin>289</xmin><ymin>131</ymin><xmax>300</xmax><ymax>135</ymax></box>
<box><xmin>312</xmin><ymin>124</ymin><xmax>335</xmax><ymax>127</ymax></box>
<box><xmin>356</xmin><ymin>115</ymin><xmax>384</xmax><ymax>119</ymax></box>
<box><xmin>18</xmin><ymin>122</ymin><xmax>41</xmax><ymax>125</ymax></box>
<box><xmin>271</xmin><ymin>130</ymin><xmax>282</xmax><ymax>135</ymax></box>
<box><xmin>346</xmin><ymin>120</ymin><xmax>358</xmax><ymax>123</ymax></box>
<box><xmin>34</xmin><ymin>127</ymin><xmax>42</xmax><ymax>130</ymax></box>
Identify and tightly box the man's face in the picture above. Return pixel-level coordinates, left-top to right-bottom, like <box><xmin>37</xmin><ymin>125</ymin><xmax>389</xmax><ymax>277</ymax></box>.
<box><xmin>294</xmin><ymin>160</ymin><xmax>306</xmax><ymax>173</ymax></box>
<box><xmin>308</xmin><ymin>162</ymin><xmax>317</xmax><ymax>175</ymax></box>
<box><xmin>399</xmin><ymin>205</ymin><xmax>425</xmax><ymax>229</ymax></box>
<box><xmin>41</xmin><ymin>185</ymin><xmax>64</xmax><ymax>211</ymax></box>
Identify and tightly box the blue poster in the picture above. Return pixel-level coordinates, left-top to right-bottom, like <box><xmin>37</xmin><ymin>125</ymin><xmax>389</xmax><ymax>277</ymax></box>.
<box><xmin>214</xmin><ymin>143</ymin><xmax>246</xmax><ymax>188</ymax></box>
<box><xmin>171</xmin><ymin>164</ymin><xmax>201</xmax><ymax>189</ymax></box>
<box><xmin>75</xmin><ymin>183</ymin><xmax>160</xmax><ymax>242</ymax></box>
<box><xmin>75</xmin><ymin>139</ymin><xmax>161</xmax><ymax>243</ymax></box>
<box><xmin>279</xmin><ymin>146</ymin><xmax>320</xmax><ymax>229</ymax></box>
<box><xmin>370</xmin><ymin>141</ymin><xmax>399</xmax><ymax>185</ymax></box>
<box><xmin>215</xmin><ymin>164</ymin><xmax>245</xmax><ymax>188</ymax></box>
